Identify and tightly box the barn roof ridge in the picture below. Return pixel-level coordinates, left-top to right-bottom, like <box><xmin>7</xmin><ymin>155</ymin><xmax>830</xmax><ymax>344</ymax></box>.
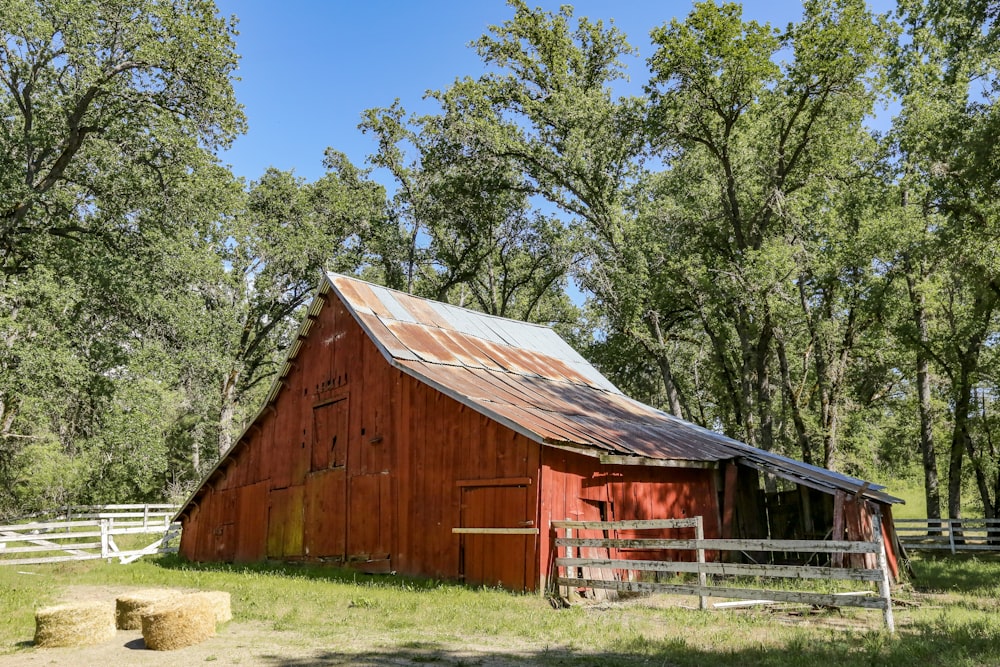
<box><xmin>323</xmin><ymin>270</ymin><xmax>559</xmax><ymax>332</ymax></box>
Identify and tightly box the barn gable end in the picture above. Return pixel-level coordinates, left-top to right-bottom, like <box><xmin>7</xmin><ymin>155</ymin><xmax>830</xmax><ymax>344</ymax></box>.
<box><xmin>178</xmin><ymin>273</ymin><xmax>903</xmax><ymax>590</ymax></box>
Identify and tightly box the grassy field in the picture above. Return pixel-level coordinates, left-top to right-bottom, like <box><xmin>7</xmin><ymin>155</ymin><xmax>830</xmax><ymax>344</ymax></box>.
<box><xmin>2</xmin><ymin>552</ymin><xmax>1000</xmax><ymax>666</ymax></box>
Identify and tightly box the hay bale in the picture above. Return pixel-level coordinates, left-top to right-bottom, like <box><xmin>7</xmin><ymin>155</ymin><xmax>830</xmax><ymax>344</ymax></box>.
<box><xmin>184</xmin><ymin>591</ymin><xmax>231</xmax><ymax>624</ymax></box>
<box><xmin>115</xmin><ymin>589</ymin><xmax>179</xmax><ymax>630</ymax></box>
<box><xmin>140</xmin><ymin>596</ymin><xmax>216</xmax><ymax>651</ymax></box>
<box><xmin>34</xmin><ymin>601</ymin><xmax>116</xmax><ymax>648</ymax></box>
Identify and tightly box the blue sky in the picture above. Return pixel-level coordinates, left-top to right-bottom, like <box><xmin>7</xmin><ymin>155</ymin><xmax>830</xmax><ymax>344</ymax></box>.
<box><xmin>214</xmin><ymin>0</ymin><xmax>894</xmax><ymax>184</ymax></box>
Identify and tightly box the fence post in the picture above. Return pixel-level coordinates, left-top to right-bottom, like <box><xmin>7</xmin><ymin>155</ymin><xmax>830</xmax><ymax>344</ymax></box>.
<box><xmin>143</xmin><ymin>505</ymin><xmax>149</xmax><ymax>530</ymax></box>
<box><xmin>695</xmin><ymin>516</ymin><xmax>707</xmax><ymax>610</ymax></box>
<box><xmin>563</xmin><ymin>521</ymin><xmax>574</xmax><ymax>599</ymax></box>
<box><xmin>949</xmin><ymin>519</ymin><xmax>956</xmax><ymax>555</ymax></box>
<box><xmin>100</xmin><ymin>520</ymin><xmax>109</xmax><ymax>560</ymax></box>
<box><xmin>872</xmin><ymin>510</ymin><xmax>895</xmax><ymax>634</ymax></box>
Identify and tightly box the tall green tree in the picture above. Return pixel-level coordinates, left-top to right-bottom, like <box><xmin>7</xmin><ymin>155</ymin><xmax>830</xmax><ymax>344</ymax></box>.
<box><xmin>214</xmin><ymin>152</ymin><xmax>388</xmax><ymax>456</ymax></box>
<box><xmin>642</xmin><ymin>0</ymin><xmax>888</xmax><ymax>462</ymax></box>
<box><xmin>890</xmin><ymin>0</ymin><xmax>1000</xmax><ymax>519</ymax></box>
<box><xmin>362</xmin><ymin>98</ymin><xmax>578</xmax><ymax>324</ymax></box>
<box><xmin>0</xmin><ymin>0</ymin><xmax>244</xmax><ymax>273</ymax></box>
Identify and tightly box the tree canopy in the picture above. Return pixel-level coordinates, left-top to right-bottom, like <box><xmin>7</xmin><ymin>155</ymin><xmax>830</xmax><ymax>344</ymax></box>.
<box><xmin>4</xmin><ymin>0</ymin><xmax>1000</xmax><ymax>524</ymax></box>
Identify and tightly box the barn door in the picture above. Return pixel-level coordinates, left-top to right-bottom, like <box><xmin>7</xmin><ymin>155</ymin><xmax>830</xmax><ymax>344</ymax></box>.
<box><xmin>266</xmin><ymin>486</ymin><xmax>304</xmax><ymax>559</ymax></box>
<box><xmin>303</xmin><ymin>397</ymin><xmax>349</xmax><ymax>561</ymax></box>
<box><xmin>459</xmin><ymin>483</ymin><xmax>534</xmax><ymax>591</ymax></box>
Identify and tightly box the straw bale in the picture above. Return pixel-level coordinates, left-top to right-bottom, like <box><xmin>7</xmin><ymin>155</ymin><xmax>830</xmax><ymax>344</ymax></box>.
<box><xmin>34</xmin><ymin>601</ymin><xmax>116</xmax><ymax>648</ymax></box>
<box><xmin>115</xmin><ymin>589</ymin><xmax>180</xmax><ymax>630</ymax></box>
<box><xmin>141</xmin><ymin>596</ymin><xmax>216</xmax><ymax>651</ymax></box>
<box><xmin>184</xmin><ymin>591</ymin><xmax>232</xmax><ymax>624</ymax></box>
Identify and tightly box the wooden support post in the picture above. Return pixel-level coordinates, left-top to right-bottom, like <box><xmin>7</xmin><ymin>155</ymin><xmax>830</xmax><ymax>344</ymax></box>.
<box><xmin>696</xmin><ymin>516</ymin><xmax>707</xmax><ymax>610</ymax></box>
<box><xmin>872</xmin><ymin>510</ymin><xmax>895</xmax><ymax>634</ymax></box>
<box><xmin>832</xmin><ymin>491</ymin><xmax>846</xmax><ymax>568</ymax></box>
<box><xmin>722</xmin><ymin>463</ymin><xmax>738</xmax><ymax>540</ymax></box>
<box><xmin>563</xmin><ymin>523</ymin><xmax>574</xmax><ymax>599</ymax></box>
<box><xmin>949</xmin><ymin>519</ymin><xmax>956</xmax><ymax>555</ymax></box>
<box><xmin>100</xmin><ymin>520</ymin><xmax>109</xmax><ymax>560</ymax></box>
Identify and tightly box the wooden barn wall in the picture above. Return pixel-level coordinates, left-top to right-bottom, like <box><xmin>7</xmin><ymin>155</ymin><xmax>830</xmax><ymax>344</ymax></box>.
<box><xmin>537</xmin><ymin>448</ymin><xmax>721</xmax><ymax>588</ymax></box>
<box><xmin>180</xmin><ymin>293</ymin><xmax>543</xmax><ymax>591</ymax></box>
<box><xmin>393</xmin><ymin>372</ymin><xmax>541</xmax><ymax>590</ymax></box>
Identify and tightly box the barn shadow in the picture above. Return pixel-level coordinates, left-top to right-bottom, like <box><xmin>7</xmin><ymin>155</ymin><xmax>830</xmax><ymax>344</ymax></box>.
<box><xmin>153</xmin><ymin>554</ymin><xmax>467</xmax><ymax>592</ymax></box>
<box><xmin>247</xmin><ymin>615</ymin><xmax>1000</xmax><ymax>666</ymax></box>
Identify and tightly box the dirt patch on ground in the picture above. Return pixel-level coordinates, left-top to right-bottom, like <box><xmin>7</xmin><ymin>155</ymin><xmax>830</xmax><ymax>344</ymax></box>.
<box><xmin>0</xmin><ymin>586</ymin><xmax>549</xmax><ymax>666</ymax></box>
<box><xmin>1</xmin><ymin>585</ymin><xmax>896</xmax><ymax>666</ymax></box>
<box><xmin>0</xmin><ymin>622</ymin><xmax>549</xmax><ymax>666</ymax></box>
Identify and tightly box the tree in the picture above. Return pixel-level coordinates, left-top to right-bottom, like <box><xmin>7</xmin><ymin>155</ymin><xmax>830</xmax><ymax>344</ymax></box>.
<box><xmin>889</xmin><ymin>0</ymin><xmax>1000</xmax><ymax>519</ymax></box>
<box><xmin>642</xmin><ymin>0</ymin><xmax>888</xmax><ymax>461</ymax></box>
<box><xmin>214</xmin><ymin>152</ymin><xmax>388</xmax><ymax>456</ymax></box>
<box><xmin>362</xmin><ymin>97</ymin><xmax>579</xmax><ymax>324</ymax></box>
<box><xmin>0</xmin><ymin>0</ymin><xmax>244</xmax><ymax>273</ymax></box>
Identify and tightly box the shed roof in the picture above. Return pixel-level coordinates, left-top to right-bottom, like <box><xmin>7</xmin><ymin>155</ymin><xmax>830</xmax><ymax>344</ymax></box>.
<box><xmin>321</xmin><ymin>273</ymin><xmax>899</xmax><ymax>504</ymax></box>
<box><xmin>182</xmin><ymin>272</ymin><xmax>901</xmax><ymax>518</ymax></box>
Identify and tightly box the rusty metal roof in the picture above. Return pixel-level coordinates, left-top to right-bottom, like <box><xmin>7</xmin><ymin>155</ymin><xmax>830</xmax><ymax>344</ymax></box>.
<box><xmin>324</xmin><ymin>273</ymin><xmax>901</xmax><ymax>504</ymax></box>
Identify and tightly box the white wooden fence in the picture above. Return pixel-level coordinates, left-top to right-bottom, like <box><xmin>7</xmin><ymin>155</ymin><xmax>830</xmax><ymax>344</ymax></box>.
<box><xmin>896</xmin><ymin>517</ymin><xmax>1000</xmax><ymax>553</ymax></box>
<box><xmin>553</xmin><ymin>514</ymin><xmax>895</xmax><ymax>633</ymax></box>
<box><xmin>0</xmin><ymin>504</ymin><xmax>180</xmax><ymax>566</ymax></box>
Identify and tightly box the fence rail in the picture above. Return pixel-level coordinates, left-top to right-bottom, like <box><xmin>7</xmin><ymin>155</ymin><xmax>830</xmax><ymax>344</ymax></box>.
<box><xmin>553</xmin><ymin>515</ymin><xmax>894</xmax><ymax>632</ymax></box>
<box><xmin>896</xmin><ymin>518</ymin><xmax>1000</xmax><ymax>553</ymax></box>
<box><xmin>0</xmin><ymin>504</ymin><xmax>180</xmax><ymax>566</ymax></box>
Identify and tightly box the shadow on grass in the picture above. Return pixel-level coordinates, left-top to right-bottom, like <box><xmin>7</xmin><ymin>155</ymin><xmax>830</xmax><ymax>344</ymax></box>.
<box><xmin>249</xmin><ymin>616</ymin><xmax>1000</xmax><ymax>667</ymax></box>
<box><xmin>152</xmin><ymin>554</ymin><xmax>471</xmax><ymax>593</ymax></box>
<box><xmin>909</xmin><ymin>552</ymin><xmax>1000</xmax><ymax>594</ymax></box>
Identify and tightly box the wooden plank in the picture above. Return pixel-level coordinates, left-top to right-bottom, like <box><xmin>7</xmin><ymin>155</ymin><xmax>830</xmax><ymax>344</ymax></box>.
<box><xmin>553</xmin><ymin>558</ymin><xmax>883</xmax><ymax>582</ymax></box>
<box><xmin>895</xmin><ymin>518</ymin><xmax>1000</xmax><ymax>524</ymax></box>
<box><xmin>2</xmin><ymin>530</ymin><xmax>105</xmax><ymax>542</ymax></box>
<box><xmin>551</xmin><ymin>519</ymin><xmax>701</xmax><ymax>530</ymax></box>
<box><xmin>898</xmin><ymin>542</ymin><xmax>1000</xmax><ymax>551</ymax></box>
<box><xmin>0</xmin><ymin>520</ymin><xmax>103</xmax><ymax>532</ymax></box>
<box><xmin>872</xmin><ymin>511</ymin><xmax>895</xmax><ymax>633</ymax></box>
<box><xmin>452</xmin><ymin>528</ymin><xmax>540</xmax><ymax>535</ymax></box>
<box><xmin>556</xmin><ymin>578</ymin><xmax>889</xmax><ymax>610</ymax></box>
<box><xmin>722</xmin><ymin>463</ymin><xmax>738</xmax><ymax>540</ymax></box>
<box><xmin>555</xmin><ymin>537</ymin><xmax>880</xmax><ymax>554</ymax></box>
<box><xmin>456</xmin><ymin>477</ymin><xmax>532</xmax><ymax>488</ymax></box>
<box><xmin>598</xmin><ymin>455</ymin><xmax>716</xmax><ymax>469</ymax></box>
<box><xmin>0</xmin><ymin>542</ymin><xmax>102</xmax><ymax>554</ymax></box>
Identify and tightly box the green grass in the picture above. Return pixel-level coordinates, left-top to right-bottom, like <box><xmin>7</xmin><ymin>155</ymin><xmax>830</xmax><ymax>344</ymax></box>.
<box><xmin>2</xmin><ymin>553</ymin><xmax>1000</xmax><ymax>665</ymax></box>
<box><xmin>876</xmin><ymin>478</ymin><xmax>983</xmax><ymax>520</ymax></box>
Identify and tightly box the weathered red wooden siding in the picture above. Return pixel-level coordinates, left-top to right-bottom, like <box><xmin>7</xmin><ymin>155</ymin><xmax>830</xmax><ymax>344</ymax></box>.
<box><xmin>180</xmin><ymin>293</ymin><xmax>542</xmax><ymax>590</ymax></box>
<box><xmin>536</xmin><ymin>448</ymin><xmax>721</xmax><ymax>588</ymax></box>
<box><xmin>391</xmin><ymin>372</ymin><xmax>541</xmax><ymax>589</ymax></box>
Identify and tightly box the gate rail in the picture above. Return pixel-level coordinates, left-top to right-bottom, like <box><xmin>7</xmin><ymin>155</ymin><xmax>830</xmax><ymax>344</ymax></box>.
<box><xmin>0</xmin><ymin>504</ymin><xmax>180</xmax><ymax>566</ymax></box>
<box><xmin>553</xmin><ymin>514</ymin><xmax>895</xmax><ymax>632</ymax></box>
<box><xmin>896</xmin><ymin>518</ymin><xmax>1000</xmax><ymax>553</ymax></box>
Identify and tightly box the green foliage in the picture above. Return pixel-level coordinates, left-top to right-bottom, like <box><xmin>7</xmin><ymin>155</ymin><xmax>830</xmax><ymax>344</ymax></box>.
<box><xmin>5</xmin><ymin>0</ymin><xmax>1000</xmax><ymax>522</ymax></box>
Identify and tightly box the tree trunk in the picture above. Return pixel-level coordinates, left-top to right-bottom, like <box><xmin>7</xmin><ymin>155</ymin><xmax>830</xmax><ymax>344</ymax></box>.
<box><xmin>645</xmin><ymin>311</ymin><xmax>685</xmax><ymax>418</ymax></box>
<box><xmin>755</xmin><ymin>330</ymin><xmax>774</xmax><ymax>452</ymax></box>
<box><xmin>775</xmin><ymin>334</ymin><xmax>814</xmax><ymax>464</ymax></box>
<box><xmin>948</xmin><ymin>361</ymin><xmax>974</xmax><ymax>526</ymax></box>
<box><xmin>906</xmin><ymin>271</ymin><xmax>942</xmax><ymax>525</ymax></box>
<box><xmin>218</xmin><ymin>369</ymin><xmax>240</xmax><ymax>458</ymax></box>
<box><xmin>655</xmin><ymin>356</ymin><xmax>685</xmax><ymax>418</ymax></box>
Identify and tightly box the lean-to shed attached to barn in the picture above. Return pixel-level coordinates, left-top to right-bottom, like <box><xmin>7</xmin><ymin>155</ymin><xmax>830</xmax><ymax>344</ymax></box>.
<box><xmin>176</xmin><ymin>273</ymin><xmax>903</xmax><ymax>590</ymax></box>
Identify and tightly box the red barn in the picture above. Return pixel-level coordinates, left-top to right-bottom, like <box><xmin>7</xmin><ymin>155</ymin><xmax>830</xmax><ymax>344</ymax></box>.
<box><xmin>177</xmin><ymin>273</ymin><xmax>902</xmax><ymax>590</ymax></box>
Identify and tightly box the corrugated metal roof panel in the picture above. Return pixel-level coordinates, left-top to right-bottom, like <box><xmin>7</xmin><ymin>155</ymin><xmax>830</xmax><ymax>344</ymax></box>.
<box><xmin>368</xmin><ymin>284</ymin><xmax>420</xmax><ymax>324</ymax></box>
<box><xmin>326</xmin><ymin>272</ymin><xmax>901</xmax><ymax>504</ymax></box>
